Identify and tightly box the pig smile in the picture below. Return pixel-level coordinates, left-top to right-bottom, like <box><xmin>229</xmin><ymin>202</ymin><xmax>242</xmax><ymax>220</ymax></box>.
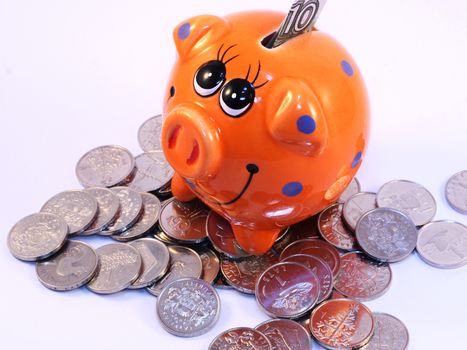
<box><xmin>193</xmin><ymin>163</ymin><xmax>258</xmax><ymax>206</ymax></box>
<box><xmin>219</xmin><ymin>163</ymin><xmax>259</xmax><ymax>205</ymax></box>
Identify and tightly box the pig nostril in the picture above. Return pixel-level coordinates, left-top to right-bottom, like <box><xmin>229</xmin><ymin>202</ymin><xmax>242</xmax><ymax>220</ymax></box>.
<box><xmin>168</xmin><ymin>125</ymin><xmax>181</xmax><ymax>149</ymax></box>
<box><xmin>186</xmin><ymin>140</ymin><xmax>200</xmax><ymax>165</ymax></box>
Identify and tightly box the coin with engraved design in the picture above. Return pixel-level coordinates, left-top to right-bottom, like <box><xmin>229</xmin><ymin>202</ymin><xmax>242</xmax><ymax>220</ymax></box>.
<box><xmin>128</xmin><ymin>238</ymin><xmax>170</xmax><ymax>289</ymax></box>
<box><xmin>283</xmin><ymin>254</ymin><xmax>333</xmax><ymax>303</ymax></box>
<box><xmin>209</xmin><ymin>327</ymin><xmax>272</xmax><ymax>350</ymax></box>
<box><xmin>146</xmin><ymin>245</ymin><xmax>202</xmax><ymax>296</ymax></box>
<box><xmin>360</xmin><ymin>312</ymin><xmax>409</xmax><ymax>350</ymax></box>
<box><xmin>100</xmin><ymin>187</ymin><xmax>143</xmax><ymax>235</ymax></box>
<box><xmin>220</xmin><ymin>252</ymin><xmax>278</xmax><ymax>294</ymax></box>
<box><xmin>82</xmin><ymin>187</ymin><xmax>120</xmax><ymax>235</ymax></box>
<box><xmin>279</xmin><ymin>238</ymin><xmax>341</xmax><ymax>278</ymax></box>
<box><xmin>338</xmin><ymin>177</ymin><xmax>361</xmax><ymax>203</ymax></box>
<box><xmin>36</xmin><ymin>240</ymin><xmax>98</xmax><ymax>291</ymax></box>
<box><xmin>76</xmin><ymin>145</ymin><xmax>135</xmax><ymax>188</ymax></box>
<box><xmin>112</xmin><ymin>193</ymin><xmax>161</xmax><ymax>242</ymax></box>
<box><xmin>8</xmin><ymin>213</ymin><xmax>68</xmax><ymax>262</ymax></box>
<box><xmin>376</xmin><ymin>180</ymin><xmax>436</xmax><ymax>226</ymax></box>
<box><xmin>41</xmin><ymin>190</ymin><xmax>98</xmax><ymax>235</ymax></box>
<box><xmin>256</xmin><ymin>262</ymin><xmax>320</xmax><ymax>319</ymax></box>
<box><xmin>86</xmin><ymin>243</ymin><xmax>142</xmax><ymax>294</ymax></box>
<box><xmin>157</xmin><ymin>278</ymin><xmax>220</xmax><ymax>337</ymax></box>
<box><xmin>445</xmin><ymin>170</ymin><xmax>467</xmax><ymax>214</ymax></box>
<box><xmin>126</xmin><ymin>152</ymin><xmax>174</xmax><ymax>193</ymax></box>
<box><xmin>356</xmin><ymin>208</ymin><xmax>418</xmax><ymax>262</ymax></box>
<box><xmin>342</xmin><ymin>192</ymin><xmax>377</xmax><ymax>231</ymax></box>
<box><xmin>159</xmin><ymin>198</ymin><xmax>209</xmax><ymax>243</ymax></box>
<box><xmin>416</xmin><ymin>220</ymin><xmax>467</xmax><ymax>269</ymax></box>
<box><xmin>255</xmin><ymin>319</ymin><xmax>311</xmax><ymax>350</ymax></box>
<box><xmin>318</xmin><ymin>203</ymin><xmax>357</xmax><ymax>251</ymax></box>
<box><xmin>138</xmin><ymin>115</ymin><xmax>163</xmax><ymax>152</ymax></box>
<box><xmin>310</xmin><ymin>298</ymin><xmax>375</xmax><ymax>349</ymax></box>
<box><xmin>334</xmin><ymin>252</ymin><xmax>392</xmax><ymax>301</ymax></box>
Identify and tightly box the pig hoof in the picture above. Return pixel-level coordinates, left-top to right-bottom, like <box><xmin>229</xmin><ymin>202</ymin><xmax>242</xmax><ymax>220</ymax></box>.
<box><xmin>232</xmin><ymin>225</ymin><xmax>281</xmax><ymax>255</ymax></box>
<box><xmin>171</xmin><ymin>172</ymin><xmax>196</xmax><ymax>202</ymax></box>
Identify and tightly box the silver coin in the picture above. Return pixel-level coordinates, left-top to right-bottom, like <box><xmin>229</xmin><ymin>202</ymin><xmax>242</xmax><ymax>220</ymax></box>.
<box><xmin>82</xmin><ymin>187</ymin><xmax>120</xmax><ymax>235</ymax></box>
<box><xmin>376</xmin><ymin>180</ymin><xmax>436</xmax><ymax>226</ymax></box>
<box><xmin>153</xmin><ymin>229</ymin><xmax>179</xmax><ymax>245</ymax></box>
<box><xmin>334</xmin><ymin>252</ymin><xmax>392</xmax><ymax>301</ymax></box>
<box><xmin>343</xmin><ymin>192</ymin><xmax>377</xmax><ymax>231</ymax></box>
<box><xmin>147</xmin><ymin>245</ymin><xmax>202</xmax><ymax>296</ymax></box>
<box><xmin>86</xmin><ymin>243</ymin><xmax>142</xmax><ymax>294</ymax></box>
<box><xmin>41</xmin><ymin>190</ymin><xmax>98</xmax><ymax>235</ymax></box>
<box><xmin>36</xmin><ymin>240</ymin><xmax>98</xmax><ymax>291</ymax></box>
<box><xmin>76</xmin><ymin>145</ymin><xmax>135</xmax><ymax>188</ymax></box>
<box><xmin>338</xmin><ymin>177</ymin><xmax>361</xmax><ymax>203</ymax></box>
<box><xmin>360</xmin><ymin>312</ymin><xmax>409</xmax><ymax>350</ymax></box>
<box><xmin>138</xmin><ymin>115</ymin><xmax>163</xmax><ymax>152</ymax></box>
<box><xmin>356</xmin><ymin>208</ymin><xmax>418</xmax><ymax>262</ymax></box>
<box><xmin>282</xmin><ymin>254</ymin><xmax>333</xmax><ymax>303</ymax></box>
<box><xmin>126</xmin><ymin>152</ymin><xmax>174</xmax><ymax>193</ymax></box>
<box><xmin>209</xmin><ymin>327</ymin><xmax>272</xmax><ymax>350</ymax></box>
<box><xmin>220</xmin><ymin>252</ymin><xmax>278</xmax><ymax>294</ymax></box>
<box><xmin>195</xmin><ymin>246</ymin><xmax>220</xmax><ymax>284</ymax></box>
<box><xmin>445</xmin><ymin>170</ymin><xmax>467</xmax><ymax>214</ymax></box>
<box><xmin>256</xmin><ymin>262</ymin><xmax>320</xmax><ymax>319</ymax></box>
<box><xmin>7</xmin><ymin>213</ymin><xmax>68</xmax><ymax>261</ymax></box>
<box><xmin>417</xmin><ymin>220</ymin><xmax>467</xmax><ymax>269</ymax></box>
<box><xmin>112</xmin><ymin>193</ymin><xmax>161</xmax><ymax>242</ymax></box>
<box><xmin>318</xmin><ymin>203</ymin><xmax>358</xmax><ymax>251</ymax></box>
<box><xmin>128</xmin><ymin>238</ymin><xmax>170</xmax><ymax>289</ymax></box>
<box><xmin>157</xmin><ymin>278</ymin><xmax>220</xmax><ymax>337</ymax></box>
<box><xmin>100</xmin><ymin>187</ymin><xmax>143</xmax><ymax>235</ymax></box>
<box><xmin>255</xmin><ymin>319</ymin><xmax>311</xmax><ymax>350</ymax></box>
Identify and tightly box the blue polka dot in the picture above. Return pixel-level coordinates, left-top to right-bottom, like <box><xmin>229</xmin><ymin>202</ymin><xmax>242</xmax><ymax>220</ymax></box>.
<box><xmin>282</xmin><ymin>182</ymin><xmax>303</xmax><ymax>197</ymax></box>
<box><xmin>178</xmin><ymin>23</ymin><xmax>191</xmax><ymax>40</ymax></box>
<box><xmin>341</xmin><ymin>60</ymin><xmax>354</xmax><ymax>77</ymax></box>
<box><xmin>351</xmin><ymin>151</ymin><xmax>362</xmax><ymax>168</ymax></box>
<box><xmin>296</xmin><ymin>115</ymin><xmax>316</xmax><ymax>134</ymax></box>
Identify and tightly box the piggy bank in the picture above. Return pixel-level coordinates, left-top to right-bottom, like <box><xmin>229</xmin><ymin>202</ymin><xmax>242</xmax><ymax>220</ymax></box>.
<box><xmin>161</xmin><ymin>11</ymin><xmax>370</xmax><ymax>255</ymax></box>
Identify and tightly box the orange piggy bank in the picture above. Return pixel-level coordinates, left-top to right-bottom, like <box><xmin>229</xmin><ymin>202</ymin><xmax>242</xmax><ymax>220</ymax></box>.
<box><xmin>161</xmin><ymin>11</ymin><xmax>370</xmax><ymax>255</ymax></box>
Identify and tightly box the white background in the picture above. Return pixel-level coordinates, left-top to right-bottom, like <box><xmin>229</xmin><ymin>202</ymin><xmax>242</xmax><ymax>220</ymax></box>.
<box><xmin>1</xmin><ymin>0</ymin><xmax>467</xmax><ymax>349</ymax></box>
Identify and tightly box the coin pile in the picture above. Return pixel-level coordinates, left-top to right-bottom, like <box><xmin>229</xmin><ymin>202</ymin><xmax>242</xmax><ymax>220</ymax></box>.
<box><xmin>7</xmin><ymin>114</ymin><xmax>467</xmax><ymax>349</ymax></box>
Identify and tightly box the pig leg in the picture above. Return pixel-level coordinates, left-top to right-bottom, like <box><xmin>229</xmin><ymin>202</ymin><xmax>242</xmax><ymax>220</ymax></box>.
<box><xmin>231</xmin><ymin>225</ymin><xmax>281</xmax><ymax>255</ymax></box>
<box><xmin>171</xmin><ymin>172</ymin><xmax>196</xmax><ymax>202</ymax></box>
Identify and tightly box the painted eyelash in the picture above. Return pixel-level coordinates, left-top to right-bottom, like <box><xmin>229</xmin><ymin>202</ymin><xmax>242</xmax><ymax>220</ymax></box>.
<box><xmin>246</xmin><ymin>60</ymin><xmax>269</xmax><ymax>89</ymax></box>
<box><xmin>217</xmin><ymin>44</ymin><xmax>239</xmax><ymax>65</ymax></box>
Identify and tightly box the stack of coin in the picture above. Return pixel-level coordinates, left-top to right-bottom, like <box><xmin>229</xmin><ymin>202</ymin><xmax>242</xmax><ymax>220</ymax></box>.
<box><xmin>7</xmin><ymin>113</ymin><xmax>467</xmax><ymax>349</ymax></box>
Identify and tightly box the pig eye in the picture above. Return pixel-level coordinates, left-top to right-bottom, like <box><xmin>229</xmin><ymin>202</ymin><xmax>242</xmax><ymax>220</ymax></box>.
<box><xmin>194</xmin><ymin>60</ymin><xmax>226</xmax><ymax>97</ymax></box>
<box><xmin>219</xmin><ymin>78</ymin><xmax>255</xmax><ymax>117</ymax></box>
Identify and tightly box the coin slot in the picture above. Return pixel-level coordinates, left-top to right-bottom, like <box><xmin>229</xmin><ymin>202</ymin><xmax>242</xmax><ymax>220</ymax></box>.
<box><xmin>168</xmin><ymin>125</ymin><xmax>181</xmax><ymax>149</ymax></box>
<box><xmin>186</xmin><ymin>139</ymin><xmax>200</xmax><ymax>165</ymax></box>
<box><xmin>261</xmin><ymin>31</ymin><xmax>277</xmax><ymax>48</ymax></box>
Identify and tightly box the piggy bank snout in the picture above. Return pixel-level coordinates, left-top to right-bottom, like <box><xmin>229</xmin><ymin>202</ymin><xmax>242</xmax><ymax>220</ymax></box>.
<box><xmin>162</xmin><ymin>104</ymin><xmax>223</xmax><ymax>180</ymax></box>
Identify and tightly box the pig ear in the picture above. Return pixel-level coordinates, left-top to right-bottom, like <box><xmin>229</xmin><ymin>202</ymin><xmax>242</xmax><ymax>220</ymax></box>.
<box><xmin>173</xmin><ymin>15</ymin><xmax>229</xmax><ymax>59</ymax></box>
<box><xmin>265</xmin><ymin>77</ymin><xmax>328</xmax><ymax>157</ymax></box>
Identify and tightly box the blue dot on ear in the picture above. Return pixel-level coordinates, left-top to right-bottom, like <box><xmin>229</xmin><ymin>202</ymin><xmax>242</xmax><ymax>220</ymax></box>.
<box><xmin>341</xmin><ymin>60</ymin><xmax>354</xmax><ymax>76</ymax></box>
<box><xmin>352</xmin><ymin>151</ymin><xmax>362</xmax><ymax>168</ymax></box>
<box><xmin>297</xmin><ymin>115</ymin><xmax>316</xmax><ymax>134</ymax></box>
<box><xmin>178</xmin><ymin>23</ymin><xmax>191</xmax><ymax>40</ymax></box>
<box><xmin>282</xmin><ymin>182</ymin><xmax>303</xmax><ymax>197</ymax></box>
